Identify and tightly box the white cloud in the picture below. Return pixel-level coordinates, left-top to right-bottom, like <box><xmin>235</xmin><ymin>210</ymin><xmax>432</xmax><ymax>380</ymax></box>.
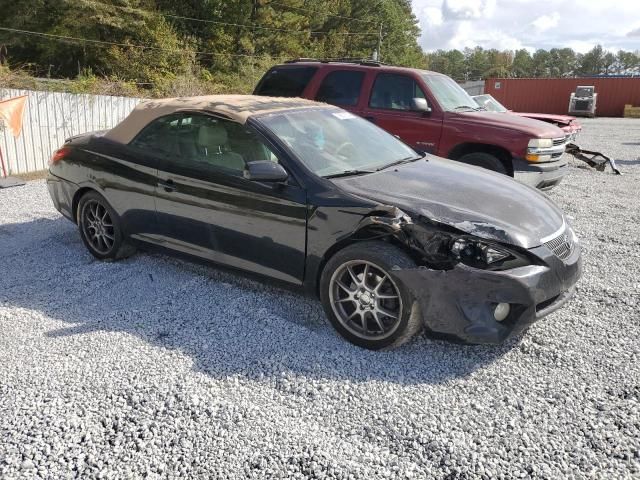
<box><xmin>412</xmin><ymin>0</ymin><xmax>640</xmax><ymax>52</ymax></box>
<box><xmin>531</xmin><ymin>12</ymin><xmax>560</xmax><ymax>32</ymax></box>
<box><xmin>442</xmin><ymin>0</ymin><xmax>495</xmax><ymax>20</ymax></box>
<box><xmin>436</xmin><ymin>21</ymin><xmax>523</xmax><ymax>51</ymax></box>
<box><xmin>421</xmin><ymin>6</ymin><xmax>443</xmax><ymax>26</ymax></box>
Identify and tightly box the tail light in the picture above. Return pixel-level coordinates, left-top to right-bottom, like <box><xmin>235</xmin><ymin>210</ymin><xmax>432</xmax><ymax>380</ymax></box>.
<box><xmin>50</xmin><ymin>146</ymin><xmax>71</xmax><ymax>165</ymax></box>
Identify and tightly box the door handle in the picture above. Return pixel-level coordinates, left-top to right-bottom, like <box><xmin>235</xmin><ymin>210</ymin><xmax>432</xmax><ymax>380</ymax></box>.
<box><xmin>158</xmin><ymin>179</ymin><xmax>176</xmax><ymax>192</ymax></box>
<box><xmin>364</xmin><ymin>116</ymin><xmax>376</xmax><ymax>124</ymax></box>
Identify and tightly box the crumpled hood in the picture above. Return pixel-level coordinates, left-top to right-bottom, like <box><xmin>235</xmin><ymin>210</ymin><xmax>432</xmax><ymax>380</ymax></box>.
<box><xmin>513</xmin><ymin>112</ymin><xmax>580</xmax><ymax>127</ymax></box>
<box><xmin>332</xmin><ymin>157</ymin><xmax>565</xmax><ymax>249</ymax></box>
<box><xmin>451</xmin><ymin>111</ymin><xmax>565</xmax><ymax>138</ymax></box>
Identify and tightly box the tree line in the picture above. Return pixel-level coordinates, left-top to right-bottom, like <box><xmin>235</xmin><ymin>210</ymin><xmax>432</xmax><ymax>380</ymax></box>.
<box><xmin>0</xmin><ymin>1</ymin><xmax>637</xmax><ymax>97</ymax></box>
<box><xmin>0</xmin><ymin>0</ymin><xmax>422</xmax><ymax>94</ymax></box>
<box><xmin>425</xmin><ymin>45</ymin><xmax>640</xmax><ymax>82</ymax></box>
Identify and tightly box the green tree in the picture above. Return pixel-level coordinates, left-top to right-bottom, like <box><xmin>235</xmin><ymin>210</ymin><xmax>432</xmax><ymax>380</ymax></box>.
<box><xmin>464</xmin><ymin>47</ymin><xmax>488</xmax><ymax>80</ymax></box>
<box><xmin>511</xmin><ymin>49</ymin><xmax>533</xmax><ymax>77</ymax></box>
<box><xmin>531</xmin><ymin>49</ymin><xmax>550</xmax><ymax>77</ymax></box>
<box><xmin>578</xmin><ymin>44</ymin><xmax>604</xmax><ymax>75</ymax></box>
<box><xmin>484</xmin><ymin>49</ymin><xmax>513</xmax><ymax>78</ymax></box>
<box><xmin>445</xmin><ymin>49</ymin><xmax>467</xmax><ymax>80</ymax></box>
<box><xmin>3</xmin><ymin>1</ymin><xmax>638</xmax><ymax>95</ymax></box>
<box><xmin>547</xmin><ymin>48</ymin><xmax>577</xmax><ymax>76</ymax></box>
<box><xmin>602</xmin><ymin>51</ymin><xmax>616</xmax><ymax>74</ymax></box>
<box><xmin>0</xmin><ymin>0</ymin><xmax>195</xmax><ymax>83</ymax></box>
<box><xmin>616</xmin><ymin>49</ymin><xmax>640</xmax><ymax>74</ymax></box>
<box><xmin>426</xmin><ymin>49</ymin><xmax>467</xmax><ymax>78</ymax></box>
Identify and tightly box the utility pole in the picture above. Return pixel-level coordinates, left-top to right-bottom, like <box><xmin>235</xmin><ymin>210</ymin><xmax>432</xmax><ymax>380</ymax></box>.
<box><xmin>375</xmin><ymin>23</ymin><xmax>383</xmax><ymax>62</ymax></box>
<box><xmin>250</xmin><ymin>0</ymin><xmax>258</xmax><ymax>79</ymax></box>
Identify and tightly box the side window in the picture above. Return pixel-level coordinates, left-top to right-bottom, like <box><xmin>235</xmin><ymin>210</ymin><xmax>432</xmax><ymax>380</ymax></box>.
<box><xmin>224</xmin><ymin>122</ymin><xmax>281</xmax><ymax>165</ymax></box>
<box><xmin>130</xmin><ymin>114</ymin><xmax>184</xmax><ymax>157</ymax></box>
<box><xmin>315</xmin><ymin>70</ymin><xmax>365</xmax><ymax>106</ymax></box>
<box><xmin>369</xmin><ymin>74</ymin><xmax>426</xmax><ymax>111</ymax></box>
<box><xmin>131</xmin><ymin>114</ymin><xmax>280</xmax><ymax>175</ymax></box>
<box><xmin>255</xmin><ymin>67</ymin><xmax>318</xmax><ymax>97</ymax></box>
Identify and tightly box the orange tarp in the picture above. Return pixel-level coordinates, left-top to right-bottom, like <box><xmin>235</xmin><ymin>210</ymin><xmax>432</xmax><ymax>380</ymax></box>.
<box><xmin>0</xmin><ymin>95</ymin><xmax>27</xmax><ymax>137</ymax></box>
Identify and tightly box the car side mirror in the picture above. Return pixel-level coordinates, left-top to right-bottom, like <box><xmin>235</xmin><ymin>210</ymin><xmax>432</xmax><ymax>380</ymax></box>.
<box><xmin>412</xmin><ymin>98</ymin><xmax>431</xmax><ymax>114</ymax></box>
<box><xmin>244</xmin><ymin>161</ymin><xmax>289</xmax><ymax>182</ymax></box>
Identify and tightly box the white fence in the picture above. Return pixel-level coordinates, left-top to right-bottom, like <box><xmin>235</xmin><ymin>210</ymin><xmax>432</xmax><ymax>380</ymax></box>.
<box><xmin>0</xmin><ymin>89</ymin><xmax>141</xmax><ymax>175</ymax></box>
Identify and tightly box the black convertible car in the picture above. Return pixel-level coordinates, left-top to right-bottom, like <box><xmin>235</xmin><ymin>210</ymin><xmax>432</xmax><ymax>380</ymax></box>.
<box><xmin>47</xmin><ymin>95</ymin><xmax>582</xmax><ymax>349</ymax></box>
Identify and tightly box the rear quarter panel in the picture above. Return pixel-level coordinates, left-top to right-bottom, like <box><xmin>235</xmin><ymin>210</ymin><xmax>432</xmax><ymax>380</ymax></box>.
<box><xmin>48</xmin><ymin>137</ymin><xmax>158</xmax><ymax>236</ymax></box>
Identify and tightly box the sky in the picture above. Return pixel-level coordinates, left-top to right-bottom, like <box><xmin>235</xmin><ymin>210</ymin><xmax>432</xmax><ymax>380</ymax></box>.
<box><xmin>411</xmin><ymin>0</ymin><xmax>640</xmax><ymax>53</ymax></box>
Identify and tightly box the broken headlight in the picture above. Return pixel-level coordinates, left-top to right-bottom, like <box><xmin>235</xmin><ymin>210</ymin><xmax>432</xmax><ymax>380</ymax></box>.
<box><xmin>450</xmin><ymin>238</ymin><xmax>514</xmax><ymax>269</ymax></box>
<box><xmin>406</xmin><ymin>224</ymin><xmax>532</xmax><ymax>271</ymax></box>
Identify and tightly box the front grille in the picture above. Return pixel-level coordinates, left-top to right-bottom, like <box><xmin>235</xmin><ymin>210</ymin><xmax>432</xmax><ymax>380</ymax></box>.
<box><xmin>544</xmin><ymin>231</ymin><xmax>574</xmax><ymax>260</ymax></box>
<box><xmin>552</xmin><ymin>137</ymin><xmax>566</xmax><ymax>147</ymax></box>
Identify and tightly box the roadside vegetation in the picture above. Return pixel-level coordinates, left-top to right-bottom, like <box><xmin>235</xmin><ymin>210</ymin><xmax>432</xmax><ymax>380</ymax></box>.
<box><xmin>426</xmin><ymin>46</ymin><xmax>640</xmax><ymax>81</ymax></box>
<box><xmin>0</xmin><ymin>0</ymin><xmax>421</xmax><ymax>97</ymax></box>
<box><xmin>0</xmin><ymin>1</ymin><xmax>638</xmax><ymax>98</ymax></box>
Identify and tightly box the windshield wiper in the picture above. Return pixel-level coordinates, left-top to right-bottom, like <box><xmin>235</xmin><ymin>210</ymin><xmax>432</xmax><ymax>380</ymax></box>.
<box><xmin>453</xmin><ymin>105</ymin><xmax>483</xmax><ymax>112</ymax></box>
<box><xmin>375</xmin><ymin>154</ymin><xmax>424</xmax><ymax>172</ymax></box>
<box><xmin>324</xmin><ymin>169</ymin><xmax>375</xmax><ymax>179</ymax></box>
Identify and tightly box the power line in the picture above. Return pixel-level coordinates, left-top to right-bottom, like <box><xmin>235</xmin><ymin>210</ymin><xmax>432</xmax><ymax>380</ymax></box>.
<box><xmin>162</xmin><ymin>13</ymin><xmax>378</xmax><ymax>36</ymax></box>
<box><xmin>0</xmin><ymin>27</ymin><xmax>280</xmax><ymax>59</ymax></box>
<box><xmin>0</xmin><ymin>26</ymin><xmax>374</xmax><ymax>61</ymax></box>
<box><xmin>354</xmin><ymin>0</ymin><xmax>388</xmax><ymax>60</ymax></box>
<box><xmin>74</xmin><ymin>1</ymin><xmax>379</xmax><ymax>36</ymax></box>
<box><xmin>267</xmin><ymin>1</ymin><xmax>379</xmax><ymax>25</ymax></box>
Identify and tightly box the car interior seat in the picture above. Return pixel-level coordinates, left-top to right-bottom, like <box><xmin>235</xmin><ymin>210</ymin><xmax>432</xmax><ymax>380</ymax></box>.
<box><xmin>196</xmin><ymin>123</ymin><xmax>245</xmax><ymax>171</ymax></box>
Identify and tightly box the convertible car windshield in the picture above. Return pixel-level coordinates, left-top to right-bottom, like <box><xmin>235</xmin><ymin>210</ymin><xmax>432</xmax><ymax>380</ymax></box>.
<box><xmin>256</xmin><ymin>108</ymin><xmax>419</xmax><ymax>178</ymax></box>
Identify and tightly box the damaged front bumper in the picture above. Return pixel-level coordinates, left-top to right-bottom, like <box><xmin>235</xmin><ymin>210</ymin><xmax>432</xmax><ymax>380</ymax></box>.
<box><xmin>392</xmin><ymin>243</ymin><xmax>582</xmax><ymax>344</ymax></box>
<box><xmin>512</xmin><ymin>156</ymin><xmax>569</xmax><ymax>190</ymax></box>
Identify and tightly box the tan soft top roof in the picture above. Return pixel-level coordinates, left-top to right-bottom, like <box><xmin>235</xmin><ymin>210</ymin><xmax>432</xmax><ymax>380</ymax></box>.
<box><xmin>105</xmin><ymin>94</ymin><xmax>325</xmax><ymax>144</ymax></box>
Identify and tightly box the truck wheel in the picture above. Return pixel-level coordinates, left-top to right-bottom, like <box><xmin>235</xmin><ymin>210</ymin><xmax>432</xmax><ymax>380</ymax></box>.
<box><xmin>457</xmin><ymin>152</ymin><xmax>507</xmax><ymax>174</ymax></box>
<box><xmin>320</xmin><ymin>241</ymin><xmax>422</xmax><ymax>350</ymax></box>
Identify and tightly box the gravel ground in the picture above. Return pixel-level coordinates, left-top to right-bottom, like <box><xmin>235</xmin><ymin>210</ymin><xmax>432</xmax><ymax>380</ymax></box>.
<box><xmin>1</xmin><ymin>118</ymin><xmax>639</xmax><ymax>479</ymax></box>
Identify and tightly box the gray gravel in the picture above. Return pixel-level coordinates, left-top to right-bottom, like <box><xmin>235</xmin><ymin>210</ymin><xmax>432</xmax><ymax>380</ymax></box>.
<box><xmin>1</xmin><ymin>117</ymin><xmax>639</xmax><ymax>479</ymax></box>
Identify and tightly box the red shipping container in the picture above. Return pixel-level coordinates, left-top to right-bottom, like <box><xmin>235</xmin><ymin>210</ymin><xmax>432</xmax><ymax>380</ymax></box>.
<box><xmin>485</xmin><ymin>77</ymin><xmax>640</xmax><ymax>117</ymax></box>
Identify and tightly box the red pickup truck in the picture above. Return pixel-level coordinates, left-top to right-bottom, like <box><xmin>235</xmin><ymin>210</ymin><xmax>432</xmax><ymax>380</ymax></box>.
<box><xmin>254</xmin><ymin>60</ymin><xmax>569</xmax><ymax>190</ymax></box>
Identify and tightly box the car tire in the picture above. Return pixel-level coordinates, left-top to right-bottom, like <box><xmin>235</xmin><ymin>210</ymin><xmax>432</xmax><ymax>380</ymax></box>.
<box><xmin>457</xmin><ymin>152</ymin><xmax>507</xmax><ymax>174</ymax></box>
<box><xmin>77</xmin><ymin>191</ymin><xmax>135</xmax><ymax>261</ymax></box>
<box><xmin>320</xmin><ymin>241</ymin><xmax>422</xmax><ymax>350</ymax></box>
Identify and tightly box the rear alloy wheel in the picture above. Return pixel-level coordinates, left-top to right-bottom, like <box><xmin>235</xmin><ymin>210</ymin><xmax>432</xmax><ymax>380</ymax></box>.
<box><xmin>78</xmin><ymin>191</ymin><xmax>134</xmax><ymax>260</ymax></box>
<box><xmin>457</xmin><ymin>152</ymin><xmax>508</xmax><ymax>174</ymax></box>
<box><xmin>320</xmin><ymin>241</ymin><xmax>422</xmax><ymax>350</ymax></box>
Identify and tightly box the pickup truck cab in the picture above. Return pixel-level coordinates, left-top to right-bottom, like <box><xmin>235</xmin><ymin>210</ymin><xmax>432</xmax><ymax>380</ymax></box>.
<box><xmin>254</xmin><ymin>60</ymin><xmax>569</xmax><ymax>190</ymax></box>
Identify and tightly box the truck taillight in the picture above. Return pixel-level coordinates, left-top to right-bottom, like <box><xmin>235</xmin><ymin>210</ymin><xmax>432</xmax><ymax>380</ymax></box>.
<box><xmin>49</xmin><ymin>147</ymin><xmax>71</xmax><ymax>165</ymax></box>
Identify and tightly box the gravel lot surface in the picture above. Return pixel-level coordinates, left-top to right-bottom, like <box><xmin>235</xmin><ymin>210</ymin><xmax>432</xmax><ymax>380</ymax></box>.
<box><xmin>1</xmin><ymin>118</ymin><xmax>639</xmax><ymax>479</ymax></box>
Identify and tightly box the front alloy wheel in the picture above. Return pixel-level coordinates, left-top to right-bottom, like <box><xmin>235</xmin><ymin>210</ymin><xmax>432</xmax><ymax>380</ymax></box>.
<box><xmin>329</xmin><ymin>260</ymin><xmax>403</xmax><ymax>341</ymax></box>
<box><xmin>320</xmin><ymin>241</ymin><xmax>422</xmax><ymax>350</ymax></box>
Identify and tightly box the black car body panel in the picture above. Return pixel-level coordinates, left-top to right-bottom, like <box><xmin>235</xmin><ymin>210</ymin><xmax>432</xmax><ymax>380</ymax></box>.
<box><xmin>394</xmin><ymin>245</ymin><xmax>581</xmax><ymax>344</ymax></box>
<box><xmin>47</xmin><ymin>99</ymin><xmax>582</xmax><ymax>344</ymax></box>
<box><xmin>331</xmin><ymin>156</ymin><xmax>564</xmax><ymax>249</ymax></box>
